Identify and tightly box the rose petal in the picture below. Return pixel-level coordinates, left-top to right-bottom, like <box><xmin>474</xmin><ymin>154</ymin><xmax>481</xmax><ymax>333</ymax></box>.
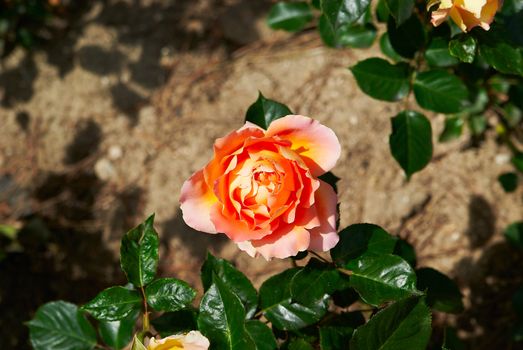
<box><xmin>266</xmin><ymin>115</ymin><xmax>341</xmax><ymax>176</ymax></box>
<box><xmin>431</xmin><ymin>8</ymin><xmax>451</xmax><ymax>26</ymax></box>
<box><xmin>250</xmin><ymin>224</ymin><xmax>311</xmax><ymax>260</ymax></box>
<box><xmin>308</xmin><ymin>180</ymin><xmax>339</xmax><ymax>252</ymax></box>
<box><xmin>180</xmin><ymin>169</ymin><xmax>218</xmax><ymax>233</ymax></box>
<box><xmin>210</xmin><ymin>204</ymin><xmax>270</xmax><ymax>242</ymax></box>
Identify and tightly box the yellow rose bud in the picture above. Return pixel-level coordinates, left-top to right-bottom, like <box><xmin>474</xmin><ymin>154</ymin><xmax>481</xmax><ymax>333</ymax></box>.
<box><xmin>147</xmin><ymin>331</ymin><xmax>210</xmax><ymax>350</ymax></box>
<box><xmin>429</xmin><ymin>0</ymin><xmax>503</xmax><ymax>32</ymax></box>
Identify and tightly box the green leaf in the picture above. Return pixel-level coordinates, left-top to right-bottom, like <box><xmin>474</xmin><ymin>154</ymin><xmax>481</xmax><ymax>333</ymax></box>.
<box><xmin>385</xmin><ymin>0</ymin><xmax>414</xmax><ymax>26</ymax></box>
<box><xmin>379</xmin><ymin>33</ymin><xmax>404</xmax><ymax>62</ymax></box>
<box><xmin>413</xmin><ymin>70</ymin><xmax>469</xmax><ymax>113</ymax></box>
<box><xmin>376</xmin><ymin>0</ymin><xmax>390</xmax><ymax>22</ymax></box>
<box><xmin>99</xmin><ymin>310</ymin><xmax>139</xmax><ymax>349</ymax></box>
<box><xmin>198</xmin><ymin>279</ymin><xmax>254</xmax><ymax>349</ymax></box>
<box><xmin>393</xmin><ymin>239</ymin><xmax>417</xmax><ymax>268</ymax></box>
<box><xmin>468</xmin><ymin>114</ymin><xmax>487</xmax><ymax>135</ymax></box>
<box><xmin>387</xmin><ymin>15</ymin><xmax>426</xmax><ymax>59</ymax></box>
<box><xmin>476</xmin><ymin>25</ymin><xmax>523</xmax><ymax>76</ymax></box>
<box><xmin>267</xmin><ymin>2</ymin><xmax>313</xmax><ymax>32</ymax></box>
<box><xmin>318</xmin><ymin>171</ymin><xmax>340</xmax><ymax>194</ymax></box>
<box><xmin>504</xmin><ymin>222</ymin><xmax>523</xmax><ymax>249</ymax></box>
<box><xmin>425</xmin><ymin>37</ymin><xmax>459</xmax><ymax>67</ymax></box>
<box><xmin>350</xmin><ymin>58</ymin><xmax>411</xmax><ymax>102</ymax></box>
<box><xmin>389</xmin><ymin>110</ymin><xmax>433</xmax><ymax>179</ymax></box>
<box><xmin>439</xmin><ymin>116</ymin><xmax>464</xmax><ymax>142</ymax></box>
<box><xmin>245</xmin><ymin>92</ymin><xmax>292</xmax><ymax>130</ymax></box>
<box><xmin>503</xmin><ymin>103</ymin><xmax>522</xmax><ymax>127</ymax></box>
<box><xmin>245</xmin><ymin>320</ymin><xmax>277</xmax><ymax>350</ymax></box>
<box><xmin>416</xmin><ymin>268</ymin><xmax>463</xmax><ymax>314</ymax></box>
<box><xmin>348</xmin><ymin>254</ymin><xmax>420</xmax><ymax>306</ymax></box>
<box><xmin>201</xmin><ymin>253</ymin><xmax>258</xmax><ymax>318</ymax></box>
<box><xmin>146</xmin><ymin>278</ymin><xmax>196</xmax><ymax>312</ymax></box>
<box><xmin>28</xmin><ymin>301</ymin><xmax>97</xmax><ymax>350</ymax></box>
<box><xmin>331</xmin><ymin>223</ymin><xmax>397</xmax><ymax>267</ymax></box>
<box><xmin>120</xmin><ymin>214</ymin><xmax>159</xmax><ymax>287</ymax></box>
<box><xmin>81</xmin><ymin>286</ymin><xmax>141</xmax><ymax>321</ymax></box>
<box><xmin>318</xmin><ymin>16</ymin><xmax>375</xmax><ymax>48</ymax></box>
<box><xmin>350</xmin><ymin>297</ymin><xmax>431</xmax><ymax>350</ymax></box>
<box><xmin>291</xmin><ymin>259</ymin><xmax>343</xmax><ymax>305</ymax></box>
<box><xmin>320</xmin><ymin>319</ymin><xmax>357</xmax><ymax>350</ymax></box>
<box><xmin>449</xmin><ymin>34</ymin><xmax>477</xmax><ymax>63</ymax></box>
<box><xmin>287</xmin><ymin>338</ymin><xmax>314</xmax><ymax>350</ymax></box>
<box><xmin>498</xmin><ymin>172</ymin><xmax>519</xmax><ymax>193</ymax></box>
<box><xmin>131</xmin><ymin>335</ymin><xmax>147</xmax><ymax>350</ymax></box>
<box><xmin>321</xmin><ymin>0</ymin><xmax>372</xmax><ymax>30</ymax></box>
<box><xmin>260</xmin><ymin>268</ymin><xmax>329</xmax><ymax>330</ymax></box>
<box><xmin>513</xmin><ymin>153</ymin><xmax>523</xmax><ymax>173</ymax></box>
<box><xmin>311</xmin><ymin>0</ymin><xmax>321</xmax><ymax>10</ymax></box>
<box><xmin>151</xmin><ymin>309</ymin><xmax>198</xmax><ymax>337</ymax></box>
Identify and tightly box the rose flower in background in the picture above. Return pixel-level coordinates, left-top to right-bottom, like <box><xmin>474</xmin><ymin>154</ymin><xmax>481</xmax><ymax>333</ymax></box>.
<box><xmin>180</xmin><ymin>115</ymin><xmax>340</xmax><ymax>260</ymax></box>
<box><xmin>429</xmin><ymin>0</ymin><xmax>503</xmax><ymax>32</ymax></box>
<box><xmin>147</xmin><ymin>331</ymin><xmax>210</xmax><ymax>350</ymax></box>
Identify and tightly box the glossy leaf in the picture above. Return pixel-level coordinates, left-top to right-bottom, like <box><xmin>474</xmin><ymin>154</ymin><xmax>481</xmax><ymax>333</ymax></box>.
<box><xmin>350</xmin><ymin>297</ymin><xmax>432</xmax><ymax>350</ymax></box>
<box><xmin>385</xmin><ymin>0</ymin><xmax>414</xmax><ymax>26</ymax></box>
<box><xmin>504</xmin><ymin>222</ymin><xmax>523</xmax><ymax>249</ymax></box>
<box><xmin>331</xmin><ymin>223</ymin><xmax>397</xmax><ymax>267</ymax></box>
<box><xmin>81</xmin><ymin>286</ymin><xmax>141</xmax><ymax>321</ymax></box>
<box><xmin>321</xmin><ymin>0</ymin><xmax>372</xmax><ymax>30</ymax></box>
<box><xmin>393</xmin><ymin>238</ymin><xmax>417</xmax><ymax>268</ymax></box>
<box><xmin>449</xmin><ymin>34</ymin><xmax>477</xmax><ymax>63</ymax></box>
<box><xmin>476</xmin><ymin>26</ymin><xmax>523</xmax><ymax>76</ymax></box>
<box><xmin>413</xmin><ymin>70</ymin><xmax>468</xmax><ymax>113</ymax></box>
<box><xmin>28</xmin><ymin>301</ymin><xmax>97</xmax><ymax>350</ymax></box>
<box><xmin>151</xmin><ymin>309</ymin><xmax>198</xmax><ymax>337</ymax></box>
<box><xmin>99</xmin><ymin>310</ymin><xmax>139</xmax><ymax>350</ymax></box>
<box><xmin>498</xmin><ymin>172</ymin><xmax>519</xmax><ymax>193</ymax></box>
<box><xmin>290</xmin><ymin>259</ymin><xmax>343</xmax><ymax>305</ymax></box>
<box><xmin>245</xmin><ymin>320</ymin><xmax>278</xmax><ymax>350</ymax></box>
<box><xmin>439</xmin><ymin>116</ymin><xmax>464</xmax><ymax>142</ymax></box>
<box><xmin>376</xmin><ymin>0</ymin><xmax>389</xmax><ymax>22</ymax></box>
<box><xmin>347</xmin><ymin>254</ymin><xmax>420</xmax><ymax>306</ymax></box>
<box><xmin>267</xmin><ymin>2</ymin><xmax>313</xmax><ymax>32</ymax></box>
<box><xmin>380</xmin><ymin>33</ymin><xmax>404</xmax><ymax>62</ymax></box>
<box><xmin>350</xmin><ymin>58</ymin><xmax>411</xmax><ymax>102</ymax></box>
<box><xmin>416</xmin><ymin>268</ymin><xmax>463</xmax><ymax>313</ymax></box>
<box><xmin>260</xmin><ymin>268</ymin><xmax>329</xmax><ymax>330</ymax></box>
<box><xmin>146</xmin><ymin>278</ymin><xmax>196</xmax><ymax>312</ymax></box>
<box><xmin>389</xmin><ymin>111</ymin><xmax>433</xmax><ymax>179</ymax></box>
<box><xmin>120</xmin><ymin>214</ymin><xmax>159</xmax><ymax>287</ymax></box>
<box><xmin>201</xmin><ymin>253</ymin><xmax>258</xmax><ymax>318</ymax></box>
<box><xmin>387</xmin><ymin>15</ymin><xmax>426</xmax><ymax>59</ymax></box>
<box><xmin>245</xmin><ymin>92</ymin><xmax>292</xmax><ymax>130</ymax></box>
<box><xmin>319</xmin><ymin>326</ymin><xmax>354</xmax><ymax>350</ymax></box>
<box><xmin>198</xmin><ymin>279</ymin><xmax>255</xmax><ymax>350</ymax></box>
<box><xmin>425</xmin><ymin>37</ymin><xmax>459</xmax><ymax>67</ymax></box>
<box><xmin>337</xmin><ymin>24</ymin><xmax>377</xmax><ymax>48</ymax></box>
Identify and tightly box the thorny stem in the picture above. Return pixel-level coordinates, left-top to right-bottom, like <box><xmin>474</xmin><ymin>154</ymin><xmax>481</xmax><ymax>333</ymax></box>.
<box><xmin>309</xmin><ymin>251</ymin><xmax>331</xmax><ymax>264</ymax></box>
<box><xmin>337</xmin><ymin>267</ymin><xmax>353</xmax><ymax>276</ymax></box>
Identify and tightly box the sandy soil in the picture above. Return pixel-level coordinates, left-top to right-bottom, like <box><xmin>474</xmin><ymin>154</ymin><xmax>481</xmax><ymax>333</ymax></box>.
<box><xmin>1</xmin><ymin>1</ymin><xmax>522</xmax><ymax>349</ymax></box>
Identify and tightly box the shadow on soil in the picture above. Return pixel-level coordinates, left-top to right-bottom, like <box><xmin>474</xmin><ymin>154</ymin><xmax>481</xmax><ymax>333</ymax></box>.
<box><xmin>0</xmin><ymin>0</ymin><xmax>271</xmax><ymax>123</ymax></box>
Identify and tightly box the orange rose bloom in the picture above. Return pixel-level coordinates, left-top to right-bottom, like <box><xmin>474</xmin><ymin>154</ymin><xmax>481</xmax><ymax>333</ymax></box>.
<box><xmin>180</xmin><ymin>115</ymin><xmax>341</xmax><ymax>260</ymax></box>
<box><xmin>429</xmin><ymin>0</ymin><xmax>503</xmax><ymax>32</ymax></box>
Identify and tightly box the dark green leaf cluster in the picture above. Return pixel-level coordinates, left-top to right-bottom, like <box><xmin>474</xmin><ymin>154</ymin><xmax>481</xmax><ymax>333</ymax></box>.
<box><xmin>28</xmin><ymin>212</ymin><xmax>464</xmax><ymax>349</ymax></box>
<box><xmin>266</xmin><ymin>0</ymin><xmax>523</xmax><ymax>180</ymax></box>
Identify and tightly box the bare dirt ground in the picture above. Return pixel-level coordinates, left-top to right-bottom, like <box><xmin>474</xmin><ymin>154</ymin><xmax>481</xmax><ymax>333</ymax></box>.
<box><xmin>1</xmin><ymin>1</ymin><xmax>522</xmax><ymax>349</ymax></box>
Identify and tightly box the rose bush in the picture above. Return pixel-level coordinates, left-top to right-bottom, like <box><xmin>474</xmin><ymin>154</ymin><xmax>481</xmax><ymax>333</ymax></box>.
<box><xmin>429</xmin><ymin>0</ymin><xmax>503</xmax><ymax>32</ymax></box>
<box><xmin>147</xmin><ymin>331</ymin><xmax>210</xmax><ymax>350</ymax></box>
<box><xmin>180</xmin><ymin>115</ymin><xmax>341</xmax><ymax>260</ymax></box>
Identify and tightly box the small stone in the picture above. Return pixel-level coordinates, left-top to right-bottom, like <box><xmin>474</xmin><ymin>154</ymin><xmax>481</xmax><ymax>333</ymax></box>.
<box><xmin>495</xmin><ymin>153</ymin><xmax>510</xmax><ymax>164</ymax></box>
<box><xmin>108</xmin><ymin>145</ymin><xmax>123</xmax><ymax>160</ymax></box>
<box><xmin>94</xmin><ymin>158</ymin><xmax>116</xmax><ymax>181</ymax></box>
